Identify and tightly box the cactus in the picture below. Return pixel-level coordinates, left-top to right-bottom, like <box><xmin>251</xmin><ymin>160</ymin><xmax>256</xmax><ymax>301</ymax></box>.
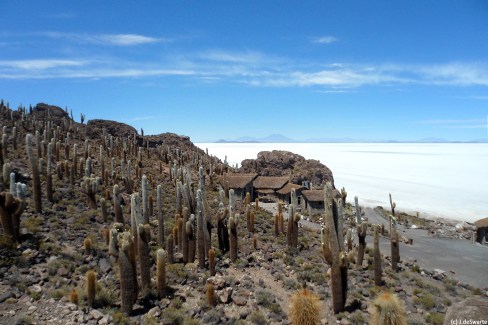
<box><xmin>391</xmin><ymin>228</ymin><xmax>400</xmax><ymax>272</ymax></box>
<box><xmin>187</xmin><ymin>215</ymin><xmax>196</xmax><ymax>263</ymax></box>
<box><xmin>253</xmin><ymin>234</ymin><xmax>257</xmax><ymax>250</ymax></box>
<box><xmin>354</xmin><ymin>196</ymin><xmax>361</xmax><ymax>225</ymax></box>
<box><xmin>206</xmin><ymin>282</ymin><xmax>216</xmax><ymax>306</ymax></box>
<box><xmin>84</xmin><ymin>237</ymin><xmax>92</xmax><ymax>255</ymax></box>
<box><xmin>81</xmin><ymin>176</ymin><xmax>99</xmax><ymax>209</ymax></box>
<box><xmin>196</xmin><ymin>193</ymin><xmax>206</xmax><ymax>268</ymax></box>
<box><xmin>217</xmin><ymin>204</ymin><xmax>229</xmax><ymax>253</ymax></box>
<box><xmin>119</xmin><ymin>232</ymin><xmax>137</xmax><ymax>314</ymax></box>
<box><xmin>100</xmin><ymin>198</ymin><xmax>108</xmax><ymax>222</ymax></box>
<box><xmin>250</xmin><ymin>209</ymin><xmax>255</xmax><ymax>233</ymax></box>
<box><xmin>138</xmin><ymin>224</ymin><xmax>151</xmax><ymax>292</ymax></box>
<box><xmin>86</xmin><ymin>270</ymin><xmax>96</xmax><ymax>308</ymax></box>
<box><xmin>69</xmin><ymin>288</ymin><xmax>79</xmax><ymax>305</ymax></box>
<box><xmin>374</xmin><ymin>225</ymin><xmax>383</xmax><ymax>286</ymax></box>
<box><xmin>157</xmin><ymin>185</ymin><xmax>164</xmax><ymax>247</ymax></box>
<box><xmin>255</xmin><ymin>197</ymin><xmax>259</xmax><ymax>210</ymax></box>
<box><xmin>130</xmin><ymin>193</ymin><xmax>142</xmax><ymax>250</ymax></box>
<box><xmin>229</xmin><ymin>189</ymin><xmax>235</xmax><ymax>217</ymax></box>
<box><xmin>287</xmin><ymin>204</ymin><xmax>300</xmax><ymax>249</ymax></box>
<box><xmin>181</xmin><ymin>207</ymin><xmax>189</xmax><ymax>263</ymax></box>
<box><xmin>0</xmin><ymin>190</ymin><xmax>26</xmax><ymax>243</ymax></box>
<box><xmin>389</xmin><ymin>193</ymin><xmax>396</xmax><ymax>216</ymax></box>
<box><xmin>156</xmin><ymin>248</ymin><xmax>167</xmax><ymax>298</ymax></box>
<box><xmin>166</xmin><ymin>233</ymin><xmax>175</xmax><ymax>264</ymax></box>
<box><xmin>103</xmin><ymin>227</ymin><xmax>110</xmax><ymax>246</ymax></box>
<box><xmin>113</xmin><ymin>185</ymin><xmax>123</xmax><ymax>224</ymax></box>
<box><xmin>209</xmin><ymin>247</ymin><xmax>216</xmax><ymax>276</ymax></box>
<box><xmin>141</xmin><ymin>175</ymin><xmax>149</xmax><ymax>223</ymax></box>
<box><xmin>371</xmin><ymin>292</ymin><xmax>407</xmax><ymax>325</ymax></box>
<box><xmin>108</xmin><ymin>224</ymin><xmax>123</xmax><ymax>257</ymax></box>
<box><xmin>274</xmin><ymin>213</ymin><xmax>279</xmax><ymax>236</ymax></box>
<box><xmin>229</xmin><ymin>214</ymin><xmax>238</xmax><ymax>262</ymax></box>
<box><xmin>46</xmin><ymin>172</ymin><xmax>53</xmax><ymax>202</ymax></box>
<box><xmin>26</xmin><ymin>134</ymin><xmax>42</xmax><ymax>212</ymax></box>
<box><xmin>323</xmin><ymin>182</ymin><xmax>347</xmax><ymax>314</ymax></box>
<box><xmin>340</xmin><ymin>187</ymin><xmax>347</xmax><ymax>207</ymax></box>
<box><xmin>357</xmin><ymin>223</ymin><xmax>367</xmax><ymax>268</ymax></box>
<box><xmin>288</xmin><ymin>288</ymin><xmax>321</xmax><ymax>325</ymax></box>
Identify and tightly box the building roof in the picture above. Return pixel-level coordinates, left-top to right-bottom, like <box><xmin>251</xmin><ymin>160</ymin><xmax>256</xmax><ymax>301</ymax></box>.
<box><xmin>256</xmin><ymin>189</ymin><xmax>275</xmax><ymax>194</ymax></box>
<box><xmin>220</xmin><ymin>173</ymin><xmax>258</xmax><ymax>189</ymax></box>
<box><xmin>474</xmin><ymin>217</ymin><xmax>488</xmax><ymax>228</ymax></box>
<box><xmin>253</xmin><ymin>176</ymin><xmax>289</xmax><ymax>190</ymax></box>
<box><xmin>276</xmin><ymin>183</ymin><xmax>304</xmax><ymax>195</ymax></box>
<box><xmin>302</xmin><ymin>189</ymin><xmax>341</xmax><ymax>202</ymax></box>
<box><xmin>302</xmin><ymin>190</ymin><xmax>324</xmax><ymax>202</ymax></box>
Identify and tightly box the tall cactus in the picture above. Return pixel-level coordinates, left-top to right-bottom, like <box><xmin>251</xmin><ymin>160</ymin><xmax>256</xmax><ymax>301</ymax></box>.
<box><xmin>166</xmin><ymin>233</ymin><xmax>175</xmax><ymax>264</ymax></box>
<box><xmin>0</xmin><ymin>188</ymin><xmax>26</xmax><ymax>243</ymax></box>
<box><xmin>229</xmin><ymin>214</ymin><xmax>238</xmax><ymax>262</ymax></box>
<box><xmin>196</xmin><ymin>190</ymin><xmax>206</xmax><ymax>268</ymax></box>
<box><xmin>186</xmin><ymin>214</ymin><xmax>196</xmax><ymax>263</ymax></box>
<box><xmin>374</xmin><ymin>225</ymin><xmax>383</xmax><ymax>286</ymax></box>
<box><xmin>357</xmin><ymin>222</ymin><xmax>367</xmax><ymax>269</ymax></box>
<box><xmin>113</xmin><ymin>184</ymin><xmax>123</xmax><ymax>224</ymax></box>
<box><xmin>157</xmin><ymin>184</ymin><xmax>164</xmax><ymax>247</ymax></box>
<box><xmin>138</xmin><ymin>224</ymin><xmax>151</xmax><ymax>292</ymax></box>
<box><xmin>26</xmin><ymin>134</ymin><xmax>41</xmax><ymax>212</ymax></box>
<box><xmin>217</xmin><ymin>203</ymin><xmax>229</xmax><ymax>253</ymax></box>
<box><xmin>354</xmin><ymin>196</ymin><xmax>361</xmax><ymax>224</ymax></box>
<box><xmin>86</xmin><ymin>270</ymin><xmax>96</xmax><ymax>308</ymax></box>
<box><xmin>323</xmin><ymin>182</ymin><xmax>348</xmax><ymax>314</ymax></box>
<box><xmin>156</xmin><ymin>249</ymin><xmax>166</xmax><ymax>298</ymax></box>
<box><xmin>141</xmin><ymin>175</ymin><xmax>149</xmax><ymax>223</ymax></box>
<box><xmin>119</xmin><ymin>232</ymin><xmax>137</xmax><ymax>314</ymax></box>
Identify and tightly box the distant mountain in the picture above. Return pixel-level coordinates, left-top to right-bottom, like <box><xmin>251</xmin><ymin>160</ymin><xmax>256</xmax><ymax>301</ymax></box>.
<box><xmin>214</xmin><ymin>134</ymin><xmax>488</xmax><ymax>143</ymax></box>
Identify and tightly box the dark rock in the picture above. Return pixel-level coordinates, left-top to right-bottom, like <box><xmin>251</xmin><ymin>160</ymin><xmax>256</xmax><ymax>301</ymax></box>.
<box><xmin>87</xmin><ymin>119</ymin><xmax>137</xmax><ymax>139</ymax></box>
<box><xmin>99</xmin><ymin>258</ymin><xmax>111</xmax><ymax>273</ymax></box>
<box><xmin>0</xmin><ymin>291</ymin><xmax>15</xmax><ymax>303</ymax></box>
<box><xmin>239</xmin><ymin>150</ymin><xmax>334</xmax><ymax>187</ymax></box>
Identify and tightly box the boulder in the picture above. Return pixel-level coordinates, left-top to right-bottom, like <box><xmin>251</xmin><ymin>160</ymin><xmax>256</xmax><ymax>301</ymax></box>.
<box><xmin>443</xmin><ymin>297</ymin><xmax>488</xmax><ymax>325</ymax></box>
<box><xmin>87</xmin><ymin>119</ymin><xmax>137</xmax><ymax>139</ymax></box>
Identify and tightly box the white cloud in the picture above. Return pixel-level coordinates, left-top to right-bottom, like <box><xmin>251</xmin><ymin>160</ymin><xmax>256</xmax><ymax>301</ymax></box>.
<box><xmin>0</xmin><ymin>59</ymin><xmax>86</xmax><ymax>70</ymax></box>
<box><xmin>97</xmin><ymin>34</ymin><xmax>160</xmax><ymax>46</ymax></box>
<box><xmin>37</xmin><ymin>32</ymin><xmax>163</xmax><ymax>46</ymax></box>
<box><xmin>312</xmin><ymin>36</ymin><xmax>337</xmax><ymax>44</ymax></box>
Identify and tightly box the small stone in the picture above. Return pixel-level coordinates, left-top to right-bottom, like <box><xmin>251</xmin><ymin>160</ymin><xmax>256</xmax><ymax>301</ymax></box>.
<box><xmin>147</xmin><ymin>306</ymin><xmax>161</xmax><ymax>317</ymax></box>
<box><xmin>89</xmin><ymin>309</ymin><xmax>104</xmax><ymax>321</ymax></box>
<box><xmin>218</xmin><ymin>287</ymin><xmax>233</xmax><ymax>304</ymax></box>
<box><xmin>98</xmin><ymin>315</ymin><xmax>110</xmax><ymax>325</ymax></box>
<box><xmin>30</xmin><ymin>284</ymin><xmax>42</xmax><ymax>293</ymax></box>
<box><xmin>233</xmin><ymin>295</ymin><xmax>247</xmax><ymax>306</ymax></box>
<box><xmin>207</xmin><ymin>275</ymin><xmax>226</xmax><ymax>289</ymax></box>
<box><xmin>99</xmin><ymin>258</ymin><xmax>111</xmax><ymax>273</ymax></box>
<box><xmin>0</xmin><ymin>292</ymin><xmax>15</xmax><ymax>303</ymax></box>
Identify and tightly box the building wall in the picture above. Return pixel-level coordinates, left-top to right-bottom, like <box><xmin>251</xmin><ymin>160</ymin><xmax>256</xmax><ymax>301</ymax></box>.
<box><xmin>303</xmin><ymin>199</ymin><xmax>325</xmax><ymax>215</ymax></box>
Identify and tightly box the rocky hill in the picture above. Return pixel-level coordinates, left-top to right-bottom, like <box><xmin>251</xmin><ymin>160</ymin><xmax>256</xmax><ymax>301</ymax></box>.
<box><xmin>0</xmin><ymin>101</ymin><xmax>485</xmax><ymax>325</ymax></box>
<box><xmin>239</xmin><ymin>150</ymin><xmax>334</xmax><ymax>187</ymax></box>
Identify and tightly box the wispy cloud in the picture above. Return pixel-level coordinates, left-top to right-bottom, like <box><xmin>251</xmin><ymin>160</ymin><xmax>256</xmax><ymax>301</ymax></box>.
<box><xmin>37</xmin><ymin>32</ymin><xmax>164</xmax><ymax>46</ymax></box>
<box><xmin>312</xmin><ymin>36</ymin><xmax>337</xmax><ymax>44</ymax></box>
<box><xmin>0</xmin><ymin>59</ymin><xmax>87</xmax><ymax>70</ymax></box>
<box><xmin>124</xmin><ymin>116</ymin><xmax>156</xmax><ymax>122</ymax></box>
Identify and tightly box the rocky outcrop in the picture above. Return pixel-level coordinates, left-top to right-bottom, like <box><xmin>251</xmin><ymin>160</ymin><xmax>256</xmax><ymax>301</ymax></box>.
<box><xmin>87</xmin><ymin>119</ymin><xmax>137</xmax><ymax>139</ymax></box>
<box><xmin>145</xmin><ymin>133</ymin><xmax>205</xmax><ymax>155</ymax></box>
<box><xmin>443</xmin><ymin>297</ymin><xmax>488</xmax><ymax>325</ymax></box>
<box><xmin>239</xmin><ymin>150</ymin><xmax>334</xmax><ymax>187</ymax></box>
<box><xmin>32</xmin><ymin>103</ymin><xmax>70</xmax><ymax>122</ymax></box>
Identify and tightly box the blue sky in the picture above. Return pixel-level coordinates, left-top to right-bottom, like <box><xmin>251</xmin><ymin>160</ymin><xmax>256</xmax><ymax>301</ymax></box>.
<box><xmin>1</xmin><ymin>1</ymin><xmax>487</xmax><ymax>142</ymax></box>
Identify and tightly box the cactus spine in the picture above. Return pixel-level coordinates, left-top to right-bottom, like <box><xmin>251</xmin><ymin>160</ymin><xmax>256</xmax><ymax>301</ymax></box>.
<box><xmin>323</xmin><ymin>182</ymin><xmax>347</xmax><ymax>314</ymax></box>
<box><xmin>371</xmin><ymin>292</ymin><xmax>407</xmax><ymax>325</ymax></box>
<box><xmin>156</xmin><ymin>249</ymin><xmax>167</xmax><ymax>298</ymax></box>
<box><xmin>26</xmin><ymin>134</ymin><xmax>42</xmax><ymax>212</ymax></box>
<box><xmin>288</xmin><ymin>288</ymin><xmax>321</xmax><ymax>325</ymax></box>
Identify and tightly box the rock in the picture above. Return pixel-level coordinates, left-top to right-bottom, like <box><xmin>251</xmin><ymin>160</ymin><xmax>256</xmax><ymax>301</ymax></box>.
<box><xmin>206</xmin><ymin>275</ymin><xmax>226</xmax><ymax>290</ymax></box>
<box><xmin>147</xmin><ymin>306</ymin><xmax>161</xmax><ymax>317</ymax></box>
<box><xmin>89</xmin><ymin>309</ymin><xmax>104</xmax><ymax>321</ymax></box>
<box><xmin>239</xmin><ymin>150</ymin><xmax>334</xmax><ymax>187</ymax></box>
<box><xmin>99</xmin><ymin>258</ymin><xmax>111</xmax><ymax>273</ymax></box>
<box><xmin>87</xmin><ymin>119</ymin><xmax>137</xmax><ymax>139</ymax></box>
<box><xmin>444</xmin><ymin>297</ymin><xmax>488</xmax><ymax>325</ymax></box>
<box><xmin>0</xmin><ymin>292</ymin><xmax>15</xmax><ymax>303</ymax></box>
<box><xmin>30</xmin><ymin>284</ymin><xmax>42</xmax><ymax>293</ymax></box>
<box><xmin>218</xmin><ymin>287</ymin><xmax>233</xmax><ymax>304</ymax></box>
